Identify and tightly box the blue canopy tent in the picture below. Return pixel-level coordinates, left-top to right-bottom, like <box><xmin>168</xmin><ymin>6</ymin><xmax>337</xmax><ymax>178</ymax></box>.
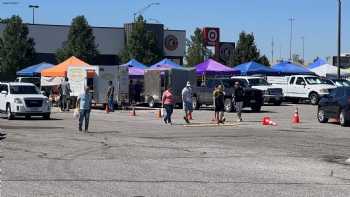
<box><xmin>308</xmin><ymin>57</ymin><xmax>327</xmax><ymax>69</ymax></box>
<box><xmin>150</xmin><ymin>58</ymin><xmax>181</xmax><ymax>68</ymax></box>
<box><xmin>122</xmin><ymin>59</ymin><xmax>146</xmax><ymax>69</ymax></box>
<box><xmin>121</xmin><ymin>59</ymin><xmax>147</xmax><ymax>78</ymax></box>
<box><xmin>17</xmin><ymin>62</ymin><xmax>54</xmax><ymax>77</ymax></box>
<box><xmin>272</xmin><ymin>61</ymin><xmax>314</xmax><ymax>75</ymax></box>
<box><xmin>234</xmin><ymin>61</ymin><xmax>278</xmax><ymax>75</ymax></box>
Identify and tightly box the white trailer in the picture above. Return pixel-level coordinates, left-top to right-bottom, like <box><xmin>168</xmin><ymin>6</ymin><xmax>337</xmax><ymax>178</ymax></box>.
<box><xmin>67</xmin><ymin>65</ymin><xmax>129</xmax><ymax>107</ymax></box>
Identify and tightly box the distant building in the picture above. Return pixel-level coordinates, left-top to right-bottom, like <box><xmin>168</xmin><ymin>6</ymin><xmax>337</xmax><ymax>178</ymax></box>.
<box><xmin>0</xmin><ymin>23</ymin><xmax>186</xmax><ymax>65</ymax></box>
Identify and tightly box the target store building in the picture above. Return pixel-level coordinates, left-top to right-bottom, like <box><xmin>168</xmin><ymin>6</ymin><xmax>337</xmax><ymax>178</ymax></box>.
<box><xmin>0</xmin><ymin>22</ymin><xmax>186</xmax><ymax>65</ymax></box>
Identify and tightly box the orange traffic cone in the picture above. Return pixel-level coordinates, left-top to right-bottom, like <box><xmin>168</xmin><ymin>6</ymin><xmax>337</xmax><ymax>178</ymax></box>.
<box><xmin>129</xmin><ymin>107</ymin><xmax>136</xmax><ymax>116</ymax></box>
<box><xmin>262</xmin><ymin>116</ymin><xmax>271</xmax><ymax>126</ymax></box>
<box><xmin>292</xmin><ymin>108</ymin><xmax>300</xmax><ymax>124</ymax></box>
<box><xmin>262</xmin><ymin>117</ymin><xmax>277</xmax><ymax>126</ymax></box>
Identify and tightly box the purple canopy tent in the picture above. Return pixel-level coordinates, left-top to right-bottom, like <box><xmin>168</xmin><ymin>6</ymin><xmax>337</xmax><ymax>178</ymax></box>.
<box><xmin>195</xmin><ymin>59</ymin><xmax>240</xmax><ymax>76</ymax></box>
<box><xmin>128</xmin><ymin>67</ymin><xmax>144</xmax><ymax>76</ymax></box>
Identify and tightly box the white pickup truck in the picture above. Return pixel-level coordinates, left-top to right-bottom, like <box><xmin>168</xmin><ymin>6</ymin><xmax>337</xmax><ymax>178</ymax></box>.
<box><xmin>270</xmin><ymin>75</ymin><xmax>336</xmax><ymax>105</ymax></box>
<box><xmin>231</xmin><ymin>76</ymin><xmax>283</xmax><ymax>105</ymax></box>
<box><xmin>0</xmin><ymin>82</ymin><xmax>51</xmax><ymax>119</ymax></box>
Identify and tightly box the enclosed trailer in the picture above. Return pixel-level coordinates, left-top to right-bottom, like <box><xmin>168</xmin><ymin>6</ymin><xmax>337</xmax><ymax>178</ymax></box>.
<box><xmin>67</xmin><ymin>65</ymin><xmax>129</xmax><ymax>107</ymax></box>
<box><xmin>144</xmin><ymin>67</ymin><xmax>196</xmax><ymax>107</ymax></box>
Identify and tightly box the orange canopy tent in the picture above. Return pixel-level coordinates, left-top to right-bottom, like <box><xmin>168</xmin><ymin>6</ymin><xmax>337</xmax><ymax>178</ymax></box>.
<box><xmin>41</xmin><ymin>56</ymin><xmax>94</xmax><ymax>77</ymax></box>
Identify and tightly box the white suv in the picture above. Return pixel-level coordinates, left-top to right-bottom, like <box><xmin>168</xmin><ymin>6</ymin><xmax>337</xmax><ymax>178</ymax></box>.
<box><xmin>0</xmin><ymin>82</ymin><xmax>51</xmax><ymax>120</ymax></box>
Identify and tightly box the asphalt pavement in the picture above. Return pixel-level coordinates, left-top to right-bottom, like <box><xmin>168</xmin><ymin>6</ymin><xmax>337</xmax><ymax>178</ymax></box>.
<box><xmin>0</xmin><ymin>104</ymin><xmax>350</xmax><ymax>197</ymax></box>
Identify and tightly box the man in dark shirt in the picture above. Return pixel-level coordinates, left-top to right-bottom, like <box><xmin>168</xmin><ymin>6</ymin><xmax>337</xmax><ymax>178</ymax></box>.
<box><xmin>233</xmin><ymin>81</ymin><xmax>245</xmax><ymax>122</ymax></box>
<box><xmin>60</xmin><ymin>77</ymin><xmax>71</xmax><ymax>112</ymax></box>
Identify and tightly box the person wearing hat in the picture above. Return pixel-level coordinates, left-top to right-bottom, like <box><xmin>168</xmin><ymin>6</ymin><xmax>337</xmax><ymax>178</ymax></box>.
<box><xmin>181</xmin><ymin>81</ymin><xmax>193</xmax><ymax>124</ymax></box>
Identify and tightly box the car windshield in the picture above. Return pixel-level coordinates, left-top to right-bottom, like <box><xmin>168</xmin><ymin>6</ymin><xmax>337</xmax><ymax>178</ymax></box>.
<box><xmin>248</xmin><ymin>78</ymin><xmax>269</xmax><ymax>86</ymax></box>
<box><xmin>10</xmin><ymin>85</ymin><xmax>40</xmax><ymax>94</ymax></box>
<box><xmin>305</xmin><ymin>77</ymin><xmax>333</xmax><ymax>85</ymax></box>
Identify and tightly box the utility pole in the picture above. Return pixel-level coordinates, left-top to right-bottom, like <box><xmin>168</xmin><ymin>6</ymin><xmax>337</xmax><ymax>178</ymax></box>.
<box><xmin>337</xmin><ymin>0</ymin><xmax>342</xmax><ymax>79</ymax></box>
<box><xmin>301</xmin><ymin>36</ymin><xmax>305</xmax><ymax>64</ymax></box>
<box><xmin>28</xmin><ymin>5</ymin><xmax>39</xmax><ymax>24</ymax></box>
<box><xmin>271</xmin><ymin>37</ymin><xmax>274</xmax><ymax>64</ymax></box>
<box><xmin>288</xmin><ymin>17</ymin><xmax>295</xmax><ymax>61</ymax></box>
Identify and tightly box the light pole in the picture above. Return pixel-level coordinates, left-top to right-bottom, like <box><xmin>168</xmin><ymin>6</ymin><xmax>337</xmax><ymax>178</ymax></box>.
<box><xmin>133</xmin><ymin>2</ymin><xmax>160</xmax><ymax>21</ymax></box>
<box><xmin>288</xmin><ymin>17</ymin><xmax>295</xmax><ymax>61</ymax></box>
<box><xmin>28</xmin><ymin>5</ymin><xmax>39</xmax><ymax>24</ymax></box>
<box><xmin>301</xmin><ymin>36</ymin><xmax>305</xmax><ymax>64</ymax></box>
<box><xmin>337</xmin><ymin>0</ymin><xmax>342</xmax><ymax>79</ymax></box>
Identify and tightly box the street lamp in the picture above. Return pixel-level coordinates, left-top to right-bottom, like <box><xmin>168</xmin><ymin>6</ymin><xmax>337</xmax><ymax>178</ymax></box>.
<box><xmin>288</xmin><ymin>17</ymin><xmax>295</xmax><ymax>61</ymax></box>
<box><xmin>301</xmin><ymin>36</ymin><xmax>305</xmax><ymax>64</ymax></box>
<box><xmin>133</xmin><ymin>2</ymin><xmax>160</xmax><ymax>21</ymax></box>
<box><xmin>28</xmin><ymin>5</ymin><xmax>39</xmax><ymax>24</ymax></box>
<box><xmin>337</xmin><ymin>0</ymin><xmax>342</xmax><ymax>79</ymax></box>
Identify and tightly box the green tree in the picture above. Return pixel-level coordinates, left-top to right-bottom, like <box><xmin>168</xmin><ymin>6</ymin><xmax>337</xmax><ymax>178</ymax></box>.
<box><xmin>120</xmin><ymin>15</ymin><xmax>163</xmax><ymax>65</ymax></box>
<box><xmin>185</xmin><ymin>28</ymin><xmax>212</xmax><ymax>67</ymax></box>
<box><xmin>229</xmin><ymin>31</ymin><xmax>269</xmax><ymax>66</ymax></box>
<box><xmin>292</xmin><ymin>54</ymin><xmax>304</xmax><ymax>65</ymax></box>
<box><xmin>56</xmin><ymin>15</ymin><xmax>99</xmax><ymax>64</ymax></box>
<box><xmin>257</xmin><ymin>55</ymin><xmax>271</xmax><ymax>66</ymax></box>
<box><xmin>0</xmin><ymin>16</ymin><xmax>35</xmax><ymax>79</ymax></box>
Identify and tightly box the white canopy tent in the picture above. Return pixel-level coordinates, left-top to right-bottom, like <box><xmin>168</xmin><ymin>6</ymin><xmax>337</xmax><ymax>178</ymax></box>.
<box><xmin>311</xmin><ymin>64</ymin><xmax>350</xmax><ymax>78</ymax></box>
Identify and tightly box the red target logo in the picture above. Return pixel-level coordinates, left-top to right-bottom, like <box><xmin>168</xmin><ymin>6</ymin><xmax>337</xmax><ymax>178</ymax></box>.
<box><xmin>165</xmin><ymin>35</ymin><xmax>178</xmax><ymax>51</ymax></box>
<box><xmin>203</xmin><ymin>27</ymin><xmax>220</xmax><ymax>46</ymax></box>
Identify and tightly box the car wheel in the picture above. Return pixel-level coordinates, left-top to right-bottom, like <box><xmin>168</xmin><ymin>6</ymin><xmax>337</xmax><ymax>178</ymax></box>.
<box><xmin>224</xmin><ymin>98</ymin><xmax>233</xmax><ymax>112</ymax></box>
<box><xmin>6</xmin><ymin>105</ymin><xmax>14</xmax><ymax>120</ymax></box>
<box><xmin>192</xmin><ymin>97</ymin><xmax>200</xmax><ymax>110</ymax></box>
<box><xmin>251</xmin><ymin>105</ymin><xmax>262</xmax><ymax>112</ymax></box>
<box><xmin>148</xmin><ymin>97</ymin><xmax>155</xmax><ymax>108</ymax></box>
<box><xmin>317</xmin><ymin>108</ymin><xmax>328</xmax><ymax>123</ymax></box>
<box><xmin>309</xmin><ymin>92</ymin><xmax>319</xmax><ymax>105</ymax></box>
<box><xmin>339</xmin><ymin>110</ymin><xmax>350</xmax><ymax>127</ymax></box>
<box><xmin>43</xmin><ymin>113</ymin><xmax>50</xmax><ymax>120</ymax></box>
<box><xmin>273</xmin><ymin>100</ymin><xmax>282</xmax><ymax>106</ymax></box>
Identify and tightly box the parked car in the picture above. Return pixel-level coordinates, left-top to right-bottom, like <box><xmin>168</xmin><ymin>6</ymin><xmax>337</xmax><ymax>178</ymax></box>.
<box><xmin>272</xmin><ymin>75</ymin><xmax>336</xmax><ymax>105</ymax></box>
<box><xmin>317</xmin><ymin>87</ymin><xmax>350</xmax><ymax>127</ymax></box>
<box><xmin>231</xmin><ymin>76</ymin><xmax>283</xmax><ymax>105</ymax></box>
<box><xmin>192</xmin><ymin>78</ymin><xmax>264</xmax><ymax>112</ymax></box>
<box><xmin>0</xmin><ymin>82</ymin><xmax>51</xmax><ymax>120</ymax></box>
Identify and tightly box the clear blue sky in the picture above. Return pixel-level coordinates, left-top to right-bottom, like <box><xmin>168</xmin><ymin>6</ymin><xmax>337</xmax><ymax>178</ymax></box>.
<box><xmin>1</xmin><ymin>0</ymin><xmax>349</xmax><ymax>64</ymax></box>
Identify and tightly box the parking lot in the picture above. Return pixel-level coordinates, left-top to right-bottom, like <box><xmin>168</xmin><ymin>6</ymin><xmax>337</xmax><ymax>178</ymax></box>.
<box><xmin>1</xmin><ymin>104</ymin><xmax>350</xmax><ymax>196</ymax></box>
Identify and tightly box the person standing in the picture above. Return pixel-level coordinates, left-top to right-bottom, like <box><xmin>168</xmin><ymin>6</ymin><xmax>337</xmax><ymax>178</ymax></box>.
<box><xmin>233</xmin><ymin>81</ymin><xmax>245</xmax><ymax>122</ymax></box>
<box><xmin>106</xmin><ymin>81</ymin><xmax>115</xmax><ymax>112</ymax></box>
<box><xmin>134</xmin><ymin>80</ymin><xmax>142</xmax><ymax>103</ymax></box>
<box><xmin>213</xmin><ymin>85</ymin><xmax>225</xmax><ymax>124</ymax></box>
<box><xmin>129</xmin><ymin>80</ymin><xmax>135</xmax><ymax>104</ymax></box>
<box><xmin>182</xmin><ymin>81</ymin><xmax>193</xmax><ymax>124</ymax></box>
<box><xmin>76</xmin><ymin>86</ymin><xmax>92</xmax><ymax>132</ymax></box>
<box><xmin>162</xmin><ymin>87</ymin><xmax>174</xmax><ymax>125</ymax></box>
<box><xmin>60</xmin><ymin>77</ymin><xmax>71</xmax><ymax>111</ymax></box>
